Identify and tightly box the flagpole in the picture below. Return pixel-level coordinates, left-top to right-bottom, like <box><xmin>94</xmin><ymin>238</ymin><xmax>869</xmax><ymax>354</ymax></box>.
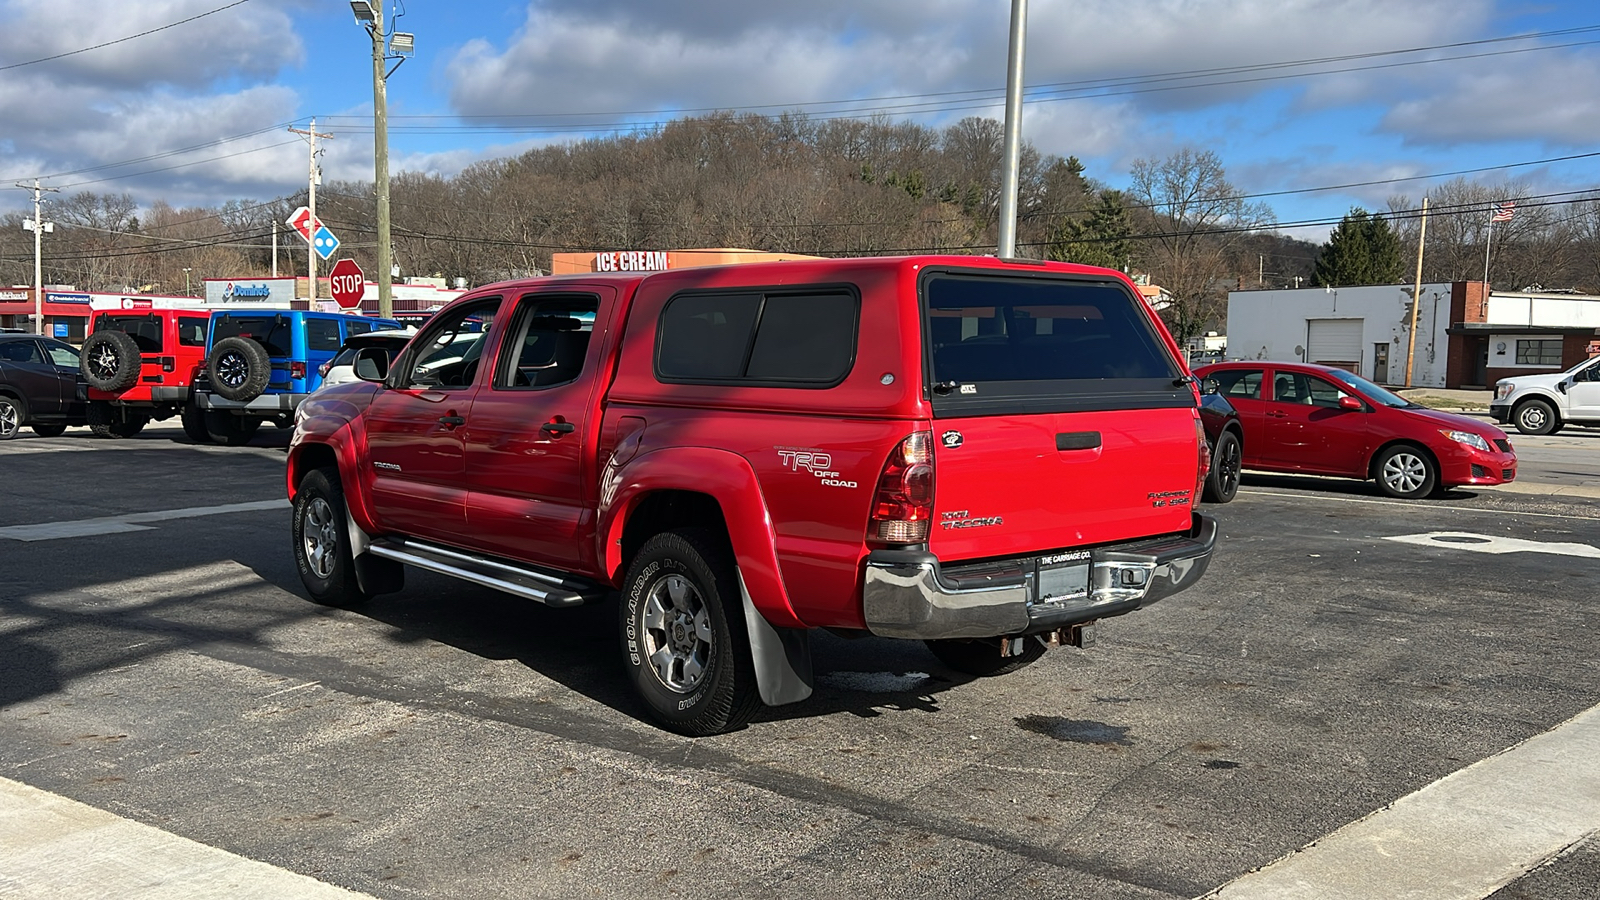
<box><xmin>1483</xmin><ymin>218</ymin><xmax>1494</xmax><ymax>288</ymax></box>
<box><xmin>1406</xmin><ymin>196</ymin><xmax>1428</xmax><ymax>388</ymax></box>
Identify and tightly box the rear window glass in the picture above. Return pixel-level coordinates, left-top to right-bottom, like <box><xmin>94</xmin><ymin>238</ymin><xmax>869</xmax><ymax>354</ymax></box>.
<box><xmin>923</xmin><ymin>273</ymin><xmax>1187</xmax><ymax>415</ymax></box>
<box><xmin>1210</xmin><ymin>368</ymin><xmax>1263</xmax><ymax>399</ymax></box>
<box><xmin>306</xmin><ymin>318</ymin><xmax>342</xmax><ymax>352</ymax></box>
<box><xmin>178</xmin><ymin>317</ymin><xmax>208</xmax><ymax>347</ymax></box>
<box><xmin>657</xmin><ymin>290</ymin><xmax>857</xmax><ymax>385</ymax></box>
<box><xmin>213</xmin><ymin>316</ymin><xmax>292</xmax><ymax>357</ymax></box>
<box><xmin>96</xmin><ymin>315</ymin><xmax>164</xmax><ymax>353</ymax></box>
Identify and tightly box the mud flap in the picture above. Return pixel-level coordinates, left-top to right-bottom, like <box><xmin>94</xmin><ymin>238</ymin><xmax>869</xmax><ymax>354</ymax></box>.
<box><xmin>738</xmin><ymin>569</ymin><xmax>813</xmax><ymax>706</ymax></box>
<box><xmin>347</xmin><ymin>506</ymin><xmax>404</xmax><ymax>596</ymax></box>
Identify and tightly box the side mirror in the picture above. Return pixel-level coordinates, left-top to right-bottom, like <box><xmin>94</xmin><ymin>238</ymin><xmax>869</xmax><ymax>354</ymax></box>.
<box><xmin>1338</xmin><ymin>396</ymin><xmax>1363</xmax><ymax>411</ymax></box>
<box><xmin>354</xmin><ymin>346</ymin><xmax>390</xmax><ymax>383</ymax></box>
<box><xmin>1201</xmin><ymin>377</ymin><xmax>1220</xmax><ymax>396</ymax></box>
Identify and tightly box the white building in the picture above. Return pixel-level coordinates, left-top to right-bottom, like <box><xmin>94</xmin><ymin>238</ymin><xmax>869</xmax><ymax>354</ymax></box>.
<box><xmin>1225</xmin><ymin>282</ymin><xmax>1600</xmax><ymax>388</ymax></box>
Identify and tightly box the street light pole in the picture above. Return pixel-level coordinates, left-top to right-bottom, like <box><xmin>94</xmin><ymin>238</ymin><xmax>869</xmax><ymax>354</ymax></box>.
<box><xmin>996</xmin><ymin>0</ymin><xmax>1028</xmax><ymax>259</ymax></box>
<box><xmin>16</xmin><ymin>179</ymin><xmax>58</xmax><ymax>336</ymax></box>
<box><xmin>353</xmin><ymin>0</ymin><xmax>412</xmax><ymax>320</ymax></box>
<box><xmin>183</xmin><ymin>268</ymin><xmax>192</xmax><ymax>296</ymax></box>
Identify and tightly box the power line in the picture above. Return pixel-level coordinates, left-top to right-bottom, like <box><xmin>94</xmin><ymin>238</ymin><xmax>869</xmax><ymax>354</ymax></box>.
<box><xmin>0</xmin><ymin>0</ymin><xmax>258</xmax><ymax>73</ymax></box>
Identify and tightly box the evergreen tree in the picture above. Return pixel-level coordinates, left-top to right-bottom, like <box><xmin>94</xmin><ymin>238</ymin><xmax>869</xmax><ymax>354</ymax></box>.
<box><xmin>1314</xmin><ymin>208</ymin><xmax>1404</xmax><ymax>286</ymax></box>
<box><xmin>1048</xmin><ymin>190</ymin><xmax>1132</xmax><ymax>271</ymax></box>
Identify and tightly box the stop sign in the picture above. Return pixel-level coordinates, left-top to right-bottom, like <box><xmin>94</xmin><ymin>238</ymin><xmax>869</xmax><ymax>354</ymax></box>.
<box><xmin>329</xmin><ymin>258</ymin><xmax>365</xmax><ymax>309</ymax></box>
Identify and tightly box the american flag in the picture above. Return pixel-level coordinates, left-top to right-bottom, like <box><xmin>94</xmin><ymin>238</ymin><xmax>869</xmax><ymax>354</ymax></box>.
<box><xmin>1491</xmin><ymin>200</ymin><xmax>1515</xmax><ymax>223</ymax></box>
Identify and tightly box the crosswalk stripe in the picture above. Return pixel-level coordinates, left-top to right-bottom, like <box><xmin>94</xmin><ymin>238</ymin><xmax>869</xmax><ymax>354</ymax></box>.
<box><xmin>0</xmin><ymin>776</ymin><xmax>377</xmax><ymax>899</ymax></box>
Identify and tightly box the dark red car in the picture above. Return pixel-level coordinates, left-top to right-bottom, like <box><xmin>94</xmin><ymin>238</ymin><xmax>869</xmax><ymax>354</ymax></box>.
<box><xmin>1194</xmin><ymin>361</ymin><xmax>1516</xmax><ymax>499</ymax></box>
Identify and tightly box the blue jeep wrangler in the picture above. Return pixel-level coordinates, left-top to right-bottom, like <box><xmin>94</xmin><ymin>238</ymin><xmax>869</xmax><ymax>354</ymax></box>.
<box><xmin>195</xmin><ymin>309</ymin><xmax>400</xmax><ymax>445</ymax></box>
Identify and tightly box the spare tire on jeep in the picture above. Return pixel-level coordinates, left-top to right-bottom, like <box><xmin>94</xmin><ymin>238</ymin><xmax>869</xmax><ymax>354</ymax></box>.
<box><xmin>208</xmin><ymin>336</ymin><xmax>271</xmax><ymax>402</ymax></box>
<box><xmin>81</xmin><ymin>330</ymin><xmax>143</xmax><ymax>392</ymax></box>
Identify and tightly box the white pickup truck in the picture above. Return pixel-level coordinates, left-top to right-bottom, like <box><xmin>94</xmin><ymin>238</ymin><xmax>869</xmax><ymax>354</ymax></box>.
<box><xmin>1490</xmin><ymin>355</ymin><xmax>1600</xmax><ymax>434</ymax></box>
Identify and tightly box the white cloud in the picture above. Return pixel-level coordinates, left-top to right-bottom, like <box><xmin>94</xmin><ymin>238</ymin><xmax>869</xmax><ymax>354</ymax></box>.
<box><xmin>1379</xmin><ymin>54</ymin><xmax>1600</xmax><ymax>146</ymax></box>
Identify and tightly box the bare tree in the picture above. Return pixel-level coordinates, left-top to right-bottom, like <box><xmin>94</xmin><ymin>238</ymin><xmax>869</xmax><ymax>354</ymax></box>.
<box><xmin>1127</xmin><ymin>148</ymin><xmax>1274</xmax><ymax>344</ymax></box>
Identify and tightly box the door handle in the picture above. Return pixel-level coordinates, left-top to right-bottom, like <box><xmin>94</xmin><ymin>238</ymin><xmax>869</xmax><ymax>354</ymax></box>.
<box><xmin>438</xmin><ymin>415</ymin><xmax>465</xmax><ymax>427</ymax></box>
<box><xmin>540</xmin><ymin>421</ymin><xmax>576</xmax><ymax>435</ymax></box>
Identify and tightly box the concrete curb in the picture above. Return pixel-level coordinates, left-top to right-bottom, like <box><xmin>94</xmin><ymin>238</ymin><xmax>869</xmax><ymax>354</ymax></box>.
<box><xmin>1481</xmin><ymin>481</ymin><xmax>1600</xmax><ymax>501</ymax></box>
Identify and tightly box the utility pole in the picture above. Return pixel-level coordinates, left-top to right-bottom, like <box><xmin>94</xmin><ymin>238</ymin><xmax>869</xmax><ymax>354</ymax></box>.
<box><xmin>353</xmin><ymin>0</ymin><xmax>413</xmax><ymax>318</ymax></box>
<box><xmin>289</xmin><ymin>120</ymin><xmax>333</xmax><ymax>302</ymax></box>
<box><xmin>271</xmin><ymin>219</ymin><xmax>278</xmax><ymax>278</ymax></box>
<box><xmin>995</xmin><ymin>0</ymin><xmax>1027</xmax><ymax>259</ymax></box>
<box><xmin>16</xmin><ymin>179</ymin><xmax>59</xmax><ymax>336</ymax></box>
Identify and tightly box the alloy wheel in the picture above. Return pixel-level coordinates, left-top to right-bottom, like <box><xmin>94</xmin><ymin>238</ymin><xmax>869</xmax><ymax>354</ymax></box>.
<box><xmin>217</xmin><ymin>351</ymin><xmax>250</xmax><ymax>389</ymax></box>
<box><xmin>641</xmin><ymin>574</ymin><xmax>714</xmax><ymax>693</ymax></box>
<box><xmin>302</xmin><ymin>496</ymin><xmax>340</xmax><ymax>580</ymax></box>
<box><xmin>0</xmin><ymin>401</ymin><xmax>17</xmax><ymax>439</ymax></box>
<box><xmin>1382</xmin><ymin>451</ymin><xmax>1428</xmax><ymax>494</ymax></box>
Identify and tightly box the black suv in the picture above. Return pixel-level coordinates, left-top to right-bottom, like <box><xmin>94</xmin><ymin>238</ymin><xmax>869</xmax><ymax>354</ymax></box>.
<box><xmin>0</xmin><ymin>334</ymin><xmax>86</xmax><ymax>439</ymax></box>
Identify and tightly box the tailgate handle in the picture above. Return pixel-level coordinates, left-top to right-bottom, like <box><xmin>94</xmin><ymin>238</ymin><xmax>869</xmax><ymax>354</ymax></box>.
<box><xmin>1056</xmin><ymin>431</ymin><xmax>1102</xmax><ymax>451</ymax></box>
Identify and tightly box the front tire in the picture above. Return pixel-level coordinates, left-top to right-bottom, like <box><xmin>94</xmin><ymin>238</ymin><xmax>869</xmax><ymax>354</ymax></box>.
<box><xmin>1204</xmin><ymin>430</ymin><xmax>1241</xmax><ymax>504</ymax></box>
<box><xmin>0</xmin><ymin>396</ymin><xmax>20</xmax><ymax>440</ymax></box>
<box><xmin>926</xmin><ymin>637</ymin><xmax>1046</xmax><ymax>676</ymax></box>
<box><xmin>620</xmin><ymin>529</ymin><xmax>760</xmax><ymax>736</ymax></box>
<box><xmin>1512</xmin><ymin>399</ymin><xmax>1557</xmax><ymax>435</ymax></box>
<box><xmin>31</xmin><ymin>423</ymin><xmax>67</xmax><ymax>438</ymax></box>
<box><xmin>292</xmin><ymin>467</ymin><xmax>367</xmax><ymax>608</ymax></box>
<box><xmin>1375</xmin><ymin>443</ymin><xmax>1438</xmax><ymax>499</ymax></box>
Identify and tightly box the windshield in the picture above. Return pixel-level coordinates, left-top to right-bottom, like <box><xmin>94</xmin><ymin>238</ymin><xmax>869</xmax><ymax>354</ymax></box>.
<box><xmin>1336</xmin><ymin>370</ymin><xmax>1416</xmax><ymax>408</ymax></box>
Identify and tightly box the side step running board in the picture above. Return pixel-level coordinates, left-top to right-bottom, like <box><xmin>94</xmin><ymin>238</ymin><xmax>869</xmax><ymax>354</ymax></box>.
<box><xmin>366</xmin><ymin>537</ymin><xmax>606</xmax><ymax>608</ymax></box>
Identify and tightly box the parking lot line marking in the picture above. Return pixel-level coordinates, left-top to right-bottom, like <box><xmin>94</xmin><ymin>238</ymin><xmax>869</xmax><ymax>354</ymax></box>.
<box><xmin>1238</xmin><ymin>488</ymin><xmax>1600</xmax><ymax>522</ymax></box>
<box><xmin>0</xmin><ymin>776</ymin><xmax>377</xmax><ymax>899</ymax></box>
<box><xmin>0</xmin><ymin>500</ymin><xmax>288</xmax><ymax>542</ymax></box>
<box><xmin>1384</xmin><ymin>531</ymin><xmax>1600</xmax><ymax>558</ymax></box>
<box><xmin>1204</xmin><ymin>702</ymin><xmax>1600</xmax><ymax>900</ymax></box>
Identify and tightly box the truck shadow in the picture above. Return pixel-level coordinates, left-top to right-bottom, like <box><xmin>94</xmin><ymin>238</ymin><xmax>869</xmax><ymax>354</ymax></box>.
<box><xmin>327</xmin><ymin>567</ymin><xmax>967</xmax><ymax>730</ymax></box>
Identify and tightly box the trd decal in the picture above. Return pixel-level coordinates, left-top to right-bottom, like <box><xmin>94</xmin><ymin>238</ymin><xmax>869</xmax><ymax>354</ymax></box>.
<box><xmin>776</xmin><ymin>447</ymin><xmax>857</xmax><ymax>489</ymax></box>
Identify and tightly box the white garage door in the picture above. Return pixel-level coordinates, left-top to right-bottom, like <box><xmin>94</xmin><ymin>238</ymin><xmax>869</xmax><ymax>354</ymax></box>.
<box><xmin>1306</xmin><ymin>319</ymin><xmax>1363</xmax><ymax>372</ymax></box>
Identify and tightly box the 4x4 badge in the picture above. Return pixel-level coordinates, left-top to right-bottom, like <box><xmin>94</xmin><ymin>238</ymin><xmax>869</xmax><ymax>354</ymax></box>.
<box><xmin>941</xmin><ymin>431</ymin><xmax>964</xmax><ymax>449</ymax></box>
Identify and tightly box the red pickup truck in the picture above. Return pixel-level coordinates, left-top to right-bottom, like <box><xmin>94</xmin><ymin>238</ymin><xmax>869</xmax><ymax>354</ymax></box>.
<box><xmin>287</xmin><ymin>255</ymin><xmax>1217</xmax><ymax>735</ymax></box>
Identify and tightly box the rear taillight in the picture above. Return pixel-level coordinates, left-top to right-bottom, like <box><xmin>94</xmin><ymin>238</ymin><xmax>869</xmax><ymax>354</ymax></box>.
<box><xmin>291</xmin><ymin>361</ymin><xmax>307</xmax><ymax>379</ymax></box>
<box><xmin>870</xmin><ymin>432</ymin><xmax>934</xmax><ymax>544</ymax></box>
<box><xmin>317</xmin><ymin>362</ymin><xmax>331</xmax><ymax>377</ymax></box>
<box><xmin>1194</xmin><ymin>418</ymin><xmax>1211</xmax><ymax>504</ymax></box>
<box><xmin>160</xmin><ymin>356</ymin><xmax>175</xmax><ymax>373</ymax></box>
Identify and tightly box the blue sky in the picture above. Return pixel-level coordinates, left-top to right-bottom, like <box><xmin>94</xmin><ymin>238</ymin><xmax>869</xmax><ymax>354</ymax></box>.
<box><xmin>3</xmin><ymin>0</ymin><xmax>1599</xmax><ymax>243</ymax></box>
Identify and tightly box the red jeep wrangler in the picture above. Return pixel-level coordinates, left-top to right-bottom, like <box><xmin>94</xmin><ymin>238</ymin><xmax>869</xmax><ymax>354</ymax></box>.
<box><xmin>287</xmin><ymin>255</ymin><xmax>1217</xmax><ymax>735</ymax></box>
<box><xmin>81</xmin><ymin>309</ymin><xmax>211</xmax><ymax>440</ymax></box>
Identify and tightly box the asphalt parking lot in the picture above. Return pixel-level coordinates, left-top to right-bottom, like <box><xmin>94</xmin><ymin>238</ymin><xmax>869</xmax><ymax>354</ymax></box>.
<box><xmin>2</xmin><ymin>422</ymin><xmax>1599</xmax><ymax>899</ymax></box>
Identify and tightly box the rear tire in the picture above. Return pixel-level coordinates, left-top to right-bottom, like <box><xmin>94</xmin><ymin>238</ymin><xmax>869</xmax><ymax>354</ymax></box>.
<box><xmin>292</xmin><ymin>467</ymin><xmax>368</xmax><ymax>608</ymax></box>
<box><xmin>925</xmin><ymin>637</ymin><xmax>1046</xmax><ymax>677</ymax></box>
<box><xmin>1204</xmin><ymin>430</ymin><xmax>1241</xmax><ymax>504</ymax></box>
<box><xmin>108</xmin><ymin>413</ymin><xmax>148</xmax><ymax>438</ymax></box>
<box><xmin>180</xmin><ymin>399</ymin><xmax>209</xmax><ymax>443</ymax></box>
<box><xmin>620</xmin><ymin>529</ymin><xmax>760</xmax><ymax>736</ymax></box>
<box><xmin>81</xmin><ymin>330</ymin><xmax>142</xmax><ymax>392</ymax></box>
<box><xmin>208</xmin><ymin>337</ymin><xmax>271</xmax><ymax>402</ymax></box>
<box><xmin>205</xmin><ymin>411</ymin><xmax>261</xmax><ymax>446</ymax></box>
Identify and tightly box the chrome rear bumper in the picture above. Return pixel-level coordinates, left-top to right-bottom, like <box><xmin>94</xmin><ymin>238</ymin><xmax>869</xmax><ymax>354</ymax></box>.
<box><xmin>861</xmin><ymin>513</ymin><xmax>1217</xmax><ymax>640</ymax></box>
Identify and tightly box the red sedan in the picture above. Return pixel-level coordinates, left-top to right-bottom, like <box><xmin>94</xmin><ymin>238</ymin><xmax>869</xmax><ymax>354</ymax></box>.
<box><xmin>1193</xmin><ymin>361</ymin><xmax>1517</xmax><ymax>499</ymax></box>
